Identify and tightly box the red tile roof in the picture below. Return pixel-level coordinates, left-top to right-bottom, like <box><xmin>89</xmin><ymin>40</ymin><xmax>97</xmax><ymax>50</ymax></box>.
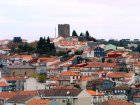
<box><xmin>85</xmin><ymin>62</ymin><xmax>118</xmax><ymax>68</ymax></box>
<box><xmin>0</xmin><ymin>92</ymin><xmax>16</xmax><ymax>99</ymax></box>
<box><xmin>62</xmin><ymin>64</ymin><xmax>72</xmax><ymax>67</ymax></box>
<box><xmin>107</xmin><ymin>72</ymin><xmax>134</xmax><ymax>78</ymax></box>
<box><xmin>85</xmin><ymin>62</ymin><xmax>101</xmax><ymax>68</ymax></box>
<box><xmin>38</xmin><ymin>57</ymin><xmax>58</xmax><ymax>62</ymax></box>
<box><xmin>68</xmin><ymin>55</ymin><xmax>78</xmax><ymax>61</ymax></box>
<box><xmin>53</xmin><ymin>85</ymin><xmax>77</xmax><ymax>89</ymax></box>
<box><xmin>102</xmin><ymin>100</ymin><xmax>135</xmax><ymax>105</ymax></box>
<box><xmin>49</xmin><ymin>76</ymin><xmax>60</xmax><ymax>81</ymax></box>
<box><xmin>47</xmin><ymin>68</ymin><xmax>60</xmax><ymax>71</ymax></box>
<box><xmin>77</xmin><ymin>76</ymin><xmax>91</xmax><ymax>81</ymax></box>
<box><xmin>16</xmin><ymin>55</ymin><xmax>33</xmax><ymax>61</ymax></box>
<box><xmin>0</xmin><ymin>90</ymin><xmax>37</xmax><ymax>100</ymax></box>
<box><xmin>27</xmin><ymin>99</ymin><xmax>52</xmax><ymax>105</ymax></box>
<box><xmin>0</xmin><ymin>81</ymin><xmax>9</xmax><ymax>87</ymax></box>
<box><xmin>87</xmin><ymin>90</ymin><xmax>104</xmax><ymax>96</ymax></box>
<box><xmin>60</xmin><ymin>71</ymin><xmax>80</xmax><ymax>76</ymax></box>
<box><xmin>75</xmin><ymin>63</ymin><xmax>88</xmax><ymax>67</ymax></box>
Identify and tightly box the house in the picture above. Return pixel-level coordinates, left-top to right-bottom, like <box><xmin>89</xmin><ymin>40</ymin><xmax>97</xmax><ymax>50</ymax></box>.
<box><xmin>57</xmin><ymin>39</ymin><xmax>86</xmax><ymax>50</ymax></box>
<box><xmin>37</xmin><ymin>57</ymin><xmax>60</xmax><ymax>67</ymax></box>
<box><xmin>82</xmin><ymin>62</ymin><xmax>101</xmax><ymax>76</ymax></box>
<box><xmin>67</xmin><ymin>55</ymin><xmax>83</xmax><ymax>65</ymax></box>
<box><xmin>7</xmin><ymin>64</ymin><xmax>36</xmax><ymax>77</ymax></box>
<box><xmin>0</xmin><ymin>54</ymin><xmax>34</xmax><ymax>66</ymax></box>
<box><xmin>82</xmin><ymin>47</ymin><xmax>95</xmax><ymax>58</ymax></box>
<box><xmin>134</xmin><ymin>62</ymin><xmax>140</xmax><ymax>74</ymax></box>
<box><xmin>92</xmin><ymin>71</ymin><xmax>102</xmax><ymax>79</ymax></box>
<box><xmin>113</xmin><ymin>85</ymin><xmax>131</xmax><ymax>101</ymax></box>
<box><xmin>107</xmin><ymin>72</ymin><xmax>135</xmax><ymax>86</ymax></box>
<box><xmin>0</xmin><ymin>76</ymin><xmax>25</xmax><ymax>91</ymax></box>
<box><xmin>59</xmin><ymin>71</ymin><xmax>81</xmax><ymax>85</ymax></box>
<box><xmin>5</xmin><ymin>95</ymin><xmax>36</xmax><ymax>105</ymax></box>
<box><xmin>101</xmin><ymin>62</ymin><xmax>119</xmax><ymax>71</ymax></box>
<box><xmin>128</xmin><ymin>43</ymin><xmax>138</xmax><ymax>48</ymax></box>
<box><xmin>86</xmin><ymin>79</ymin><xmax>114</xmax><ymax>92</ymax></box>
<box><xmin>0</xmin><ymin>81</ymin><xmax>9</xmax><ymax>92</ymax></box>
<box><xmin>133</xmin><ymin>39</ymin><xmax>139</xmax><ymax>43</ymax></box>
<box><xmin>132</xmin><ymin>92</ymin><xmax>140</xmax><ymax>104</ymax></box>
<box><xmin>0</xmin><ymin>90</ymin><xmax>38</xmax><ymax>105</ymax></box>
<box><xmin>75</xmin><ymin>76</ymin><xmax>92</xmax><ymax>89</ymax></box>
<box><xmin>36</xmin><ymin>57</ymin><xmax>61</xmax><ymax>74</ymax></box>
<box><xmin>46</xmin><ymin>76</ymin><xmax>60</xmax><ymax>85</ymax></box>
<box><xmin>102</xmin><ymin>100</ymin><xmax>135</xmax><ymax>105</ymax></box>
<box><xmin>82</xmin><ymin>46</ymin><xmax>105</xmax><ymax>58</ymax></box>
<box><xmin>24</xmin><ymin>77</ymin><xmax>46</xmax><ymax>91</ymax></box>
<box><xmin>87</xmin><ymin>90</ymin><xmax>104</xmax><ymax>105</ymax></box>
<box><xmin>81</xmin><ymin>62</ymin><xmax>118</xmax><ymax>76</ymax></box>
<box><xmin>45</xmin><ymin>76</ymin><xmax>60</xmax><ymax>89</ymax></box>
<box><xmin>94</xmin><ymin>46</ymin><xmax>105</xmax><ymax>57</ymax></box>
<box><xmin>38</xmin><ymin>89</ymin><xmax>92</xmax><ymax>105</ymax></box>
<box><xmin>47</xmin><ymin>68</ymin><xmax>61</xmax><ymax>78</ymax></box>
<box><xmin>0</xmin><ymin>39</ymin><xmax>11</xmax><ymax>47</ymax></box>
<box><xmin>104</xmin><ymin>44</ymin><xmax>117</xmax><ymax>52</ymax></box>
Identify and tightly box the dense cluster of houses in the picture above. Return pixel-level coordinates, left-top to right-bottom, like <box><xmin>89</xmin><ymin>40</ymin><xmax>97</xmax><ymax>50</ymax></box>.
<box><xmin>0</xmin><ymin>37</ymin><xmax>140</xmax><ymax>105</ymax></box>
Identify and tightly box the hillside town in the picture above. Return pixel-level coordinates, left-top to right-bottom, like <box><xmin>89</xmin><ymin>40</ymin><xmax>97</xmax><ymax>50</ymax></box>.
<box><xmin>0</xmin><ymin>25</ymin><xmax>140</xmax><ymax>105</ymax></box>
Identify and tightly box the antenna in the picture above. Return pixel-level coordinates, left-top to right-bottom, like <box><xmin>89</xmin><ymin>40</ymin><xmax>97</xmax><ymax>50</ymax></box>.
<box><xmin>55</xmin><ymin>26</ymin><xmax>56</xmax><ymax>38</ymax></box>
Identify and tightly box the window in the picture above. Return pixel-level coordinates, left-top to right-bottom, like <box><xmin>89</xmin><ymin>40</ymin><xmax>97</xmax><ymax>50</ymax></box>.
<box><xmin>13</xmin><ymin>72</ymin><xmax>15</xmax><ymax>76</ymax></box>
<box><xmin>73</xmin><ymin>76</ymin><xmax>75</xmax><ymax>79</ymax></box>
<box><xmin>25</xmin><ymin>72</ymin><xmax>27</xmax><ymax>76</ymax></box>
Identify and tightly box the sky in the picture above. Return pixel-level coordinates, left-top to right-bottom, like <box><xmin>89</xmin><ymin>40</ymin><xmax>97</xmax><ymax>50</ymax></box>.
<box><xmin>0</xmin><ymin>0</ymin><xmax>140</xmax><ymax>42</ymax></box>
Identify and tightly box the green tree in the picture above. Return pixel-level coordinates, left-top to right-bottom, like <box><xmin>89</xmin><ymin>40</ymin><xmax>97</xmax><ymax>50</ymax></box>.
<box><xmin>80</xmin><ymin>33</ymin><xmax>84</xmax><ymax>36</ymax></box>
<box><xmin>107</xmin><ymin>59</ymin><xmax>112</xmax><ymax>63</ymax></box>
<box><xmin>136</xmin><ymin>44</ymin><xmax>140</xmax><ymax>52</ymax></box>
<box><xmin>74</xmin><ymin>84</ymin><xmax>81</xmax><ymax>89</ymax></box>
<box><xmin>37</xmin><ymin>37</ymin><xmax>44</xmax><ymax>54</ymax></box>
<box><xmin>38</xmin><ymin>74</ymin><xmax>47</xmax><ymax>83</ymax></box>
<box><xmin>74</xmin><ymin>50</ymin><xmax>83</xmax><ymax>55</ymax></box>
<box><xmin>72</xmin><ymin>30</ymin><xmax>78</xmax><ymax>36</ymax></box>
<box><xmin>101</xmin><ymin>57</ymin><xmax>105</xmax><ymax>63</ymax></box>
<box><xmin>36</xmin><ymin>37</ymin><xmax>56</xmax><ymax>55</ymax></box>
<box><xmin>85</xmin><ymin>31</ymin><xmax>90</xmax><ymax>37</ymax></box>
<box><xmin>119</xmin><ymin>67</ymin><xmax>129</xmax><ymax>73</ymax></box>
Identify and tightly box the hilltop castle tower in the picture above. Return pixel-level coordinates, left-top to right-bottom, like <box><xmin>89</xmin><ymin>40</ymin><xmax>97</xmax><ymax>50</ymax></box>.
<box><xmin>58</xmin><ymin>24</ymin><xmax>70</xmax><ymax>37</ymax></box>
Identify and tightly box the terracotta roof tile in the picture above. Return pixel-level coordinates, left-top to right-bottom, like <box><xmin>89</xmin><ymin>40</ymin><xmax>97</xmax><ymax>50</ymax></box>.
<box><xmin>38</xmin><ymin>89</ymin><xmax>82</xmax><ymax>97</ymax></box>
<box><xmin>0</xmin><ymin>92</ymin><xmax>16</xmax><ymax>99</ymax></box>
<box><xmin>87</xmin><ymin>90</ymin><xmax>104</xmax><ymax>96</ymax></box>
<box><xmin>49</xmin><ymin>76</ymin><xmax>60</xmax><ymax>81</ymax></box>
<box><xmin>0</xmin><ymin>81</ymin><xmax>9</xmax><ymax>87</ymax></box>
<box><xmin>77</xmin><ymin>76</ymin><xmax>91</xmax><ymax>81</ymax></box>
<box><xmin>47</xmin><ymin>68</ymin><xmax>60</xmax><ymax>71</ymax></box>
<box><xmin>38</xmin><ymin>57</ymin><xmax>58</xmax><ymax>62</ymax></box>
<box><xmin>16</xmin><ymin>55</ymin><xmax>33</xmax><ymax>61</ymax></box>
<box><xmin>60</xmin><ymin>71</ymin><xmax>80</xmax><ymax>76</ymax></box>
<box><xmin>102</xmin><ymin>100</ymin><xmax>135</xmax><ymax>105</ymax></box>
<box><xmin>0</xmin><ymin>90</ymin><xmax>37</xmax><ymax>100</ymax></box>
<box><xmin>53</xmin><ymin>85</ymin><xmax>77</xmax><ymax>89</ymax></box>
<box><xmin>107</xmin><ymin>72</ymin><xmax>134</xmax><ymax>78</ymax></box>
<box><xmin>27</xmin><ymin>99</ymin><xmax>52</xmax><ymax>105</ymax></box>
<box><xmin>7</xmin><ymin>95</ymin><xmax>34</xmax><ymax>103</ymax></box>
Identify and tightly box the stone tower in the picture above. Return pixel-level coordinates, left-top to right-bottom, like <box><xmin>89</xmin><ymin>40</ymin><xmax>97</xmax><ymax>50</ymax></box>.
<box><xmin>58</xmin><ymin>24</ymin><xmax>70</xmax><ymax>37</ymax></box>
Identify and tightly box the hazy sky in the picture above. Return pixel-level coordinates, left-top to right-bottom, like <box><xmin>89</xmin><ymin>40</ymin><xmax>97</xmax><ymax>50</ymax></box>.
<box><xmin>0</xmin><ymin>0</ymin><xmax>140</xmax><ymax>42</ymax></box>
